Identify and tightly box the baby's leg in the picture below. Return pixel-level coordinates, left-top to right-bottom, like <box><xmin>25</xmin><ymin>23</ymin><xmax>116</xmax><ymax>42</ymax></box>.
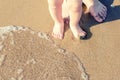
<box><xmin>67</xmin><ymin>0</ymin><xmax>86</xmax><ymax>39</ymax></box>
<box><xmin>48</xmin><ymin>0</ymin><xmax>64</xmax><ymax>39</ymax></box>
<box><xmin>62</xmin><ymin>0</ymin><xmax>69</xmax><ymax>22</ymax></box>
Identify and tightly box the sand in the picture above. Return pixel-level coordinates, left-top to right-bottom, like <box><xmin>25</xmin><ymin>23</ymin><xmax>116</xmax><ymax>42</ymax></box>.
<box><xmin>0</xmin><ymin>0</ymin><xmax>120</xmax><ymax>80</ymax></box>
<box><xmin>0</xmin><ymin>26</ymin><xmax>88</xmax><ymax>80</ymax></box>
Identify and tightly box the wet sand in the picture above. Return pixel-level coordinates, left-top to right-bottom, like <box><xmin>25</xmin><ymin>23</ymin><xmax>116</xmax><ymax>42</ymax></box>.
<box><xmin>0</xmin><ymin>26</ymin><xmax>88</xmax><ymax>80</ymax></box>
<box><xmin>0</xmin><ymin>0</ymin><xmax>120</xmax><ymax>80</ymax></box>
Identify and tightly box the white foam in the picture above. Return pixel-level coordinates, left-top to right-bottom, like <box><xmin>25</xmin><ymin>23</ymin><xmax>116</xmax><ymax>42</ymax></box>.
<box><xmin>38</xmin><ymin>32</ymin><xmax>51</xmax><ymax>41</ymax></box>
<box><xmin>0</xmin><ymin>25</ymin><xmax>27</xmax><ymax>38</ymax></box>
<box><xmin>0</xmin><ymin>26</ymin><xmax>19</xmax><ymax>36</ymax></box>
<box><xmin>0</xmin><ymin>26</ymin><xmax>28</xmax><ymax>51</ymax></box>
<box><xmin>73</xmin><ymin>56</ymin><xmax>88</xmax><ymax>80</ymax></box>
<box><xmin>0</xmin><ymin>26</ymin><xmax>88</xmax><ymax>80</ymax></box>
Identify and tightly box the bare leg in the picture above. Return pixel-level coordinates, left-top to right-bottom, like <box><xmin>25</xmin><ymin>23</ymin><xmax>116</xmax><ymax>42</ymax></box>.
<box><xmin>48</xmin><ymin>0</ymin><xmax>64</xmax><ymax>39</ymax></box>
<box><xmin>67</xmin><ymin>0</ymin><xmax>86</xmax><ymax>39</ymax></box>
<box><xmin>83</xmin><ymin>0</ymin><xmax>107</xmax><ymax>22</ymax></box>
<box><xmin>62</xmin><ymin>0</ymin><xmax>69</xmax><ymax>19</ymax></box>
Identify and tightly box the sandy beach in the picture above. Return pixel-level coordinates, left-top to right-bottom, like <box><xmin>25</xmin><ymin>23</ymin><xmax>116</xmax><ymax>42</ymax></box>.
<box><xmin>0</xmin><ymin>0</ymin><xmax>120</xmax><ymax>80</ymax></box>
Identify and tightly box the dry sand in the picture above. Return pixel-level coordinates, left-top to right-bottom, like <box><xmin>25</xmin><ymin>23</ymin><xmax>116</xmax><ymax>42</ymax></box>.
<box><xmin>0</xmin><ymin>0</ymin><xmax>120</xmax><ymax>80</ymax></box>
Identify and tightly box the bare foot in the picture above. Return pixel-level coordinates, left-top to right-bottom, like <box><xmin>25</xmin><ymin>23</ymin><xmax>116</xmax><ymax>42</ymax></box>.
<box><xmin>86</xmin><ymin>1</ymin><xmax>107</xmax><ymax>22</ymax></box>
<box><xmin>70</xmin><ymin>24</ymin><xmax>86</xmax><ymax>39</ymax></box>
<box><xmin>52</xmin><ymin>1</ymin><xmax>69</xmax><ymax>40</ymax></box>
<box><xmin>52</xmin><ymin>22</ymin><xmax>64</xmax><ymax>39</ymax></box>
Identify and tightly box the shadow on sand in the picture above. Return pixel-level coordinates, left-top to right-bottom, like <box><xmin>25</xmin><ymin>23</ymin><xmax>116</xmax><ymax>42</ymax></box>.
<box><xmin>79</xmin><ymin>0</ymin><xmax>120</xmax><ymax>40</ymax></box>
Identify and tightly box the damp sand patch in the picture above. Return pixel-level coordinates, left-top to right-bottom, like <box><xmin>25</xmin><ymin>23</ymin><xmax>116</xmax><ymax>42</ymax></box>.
<box><xmin>0</xmin><ymin>26</ymin><xmax>88</xmax><ymax>80</ymax></box>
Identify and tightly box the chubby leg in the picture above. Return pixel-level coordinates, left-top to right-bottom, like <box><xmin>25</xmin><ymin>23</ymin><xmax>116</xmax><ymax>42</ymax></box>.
<box><xmin>83</xmin><ymin>0</ymin><xmax>107</xmax><ymax>22</ymax></box>
<box><xmin>67</xmin><ymin>0</ymin><xmax>86</xmax><ymax>39</ymax></box>
<box><xmin>48</xmin><ymin>0</ymin><xmax>64</xmax><ymax>39</ymax></box>
<box><xmin>62</xmin><ymin>0</ymin><xmax>69</xmax><ymax>19</ymax></box>
<box><xmin>62</xmin><ymin>0</ymin><xmax>69</xmax><ymax>24</ymax></box>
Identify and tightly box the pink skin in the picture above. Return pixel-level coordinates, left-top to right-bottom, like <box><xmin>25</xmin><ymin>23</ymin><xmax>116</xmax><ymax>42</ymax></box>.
<box><xmin>83</xmin><ymin>0</ymin><xmax>107</xmax><ymax>22</ymax></box>
<box><xmin>48</xmin><ymin>0</ymin><xmax>86</xmax><ymax>39</ymax></box>
<box><xmin>48</xmin><ymin>0</ymin><xmax>64</xmax><ymax>39</ymax></box>
<box><xmin>48</xmin><ymin>0</ymin><xmax>107</xmax><ymax>39</ymax></box>
<box><xmin>67</xmin><ymin>0</ymin><xmax>86</xmax><ymax>39</ymax></box>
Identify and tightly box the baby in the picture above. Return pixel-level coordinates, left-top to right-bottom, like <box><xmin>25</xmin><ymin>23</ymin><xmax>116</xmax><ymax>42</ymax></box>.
<box><xmin>48</xmin><ymin>0</ymin><xmax>86</xmax><ymax>39</ymax></box>
<box><xmin>48</xmin><ymin>0</ymin><xmax>107</xmax><ymax>39</ymax></box>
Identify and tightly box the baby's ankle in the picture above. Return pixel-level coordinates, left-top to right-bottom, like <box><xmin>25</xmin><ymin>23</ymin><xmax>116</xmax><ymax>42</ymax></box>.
<box><xmin>54</xmin><ymin>21</ymin><xmax>64</xmax><ymax>27</ymax></box>
<box><xmin>70</xmin><ymin>23</ymin><xmax>79</xmax><ymax>28</ymax></box>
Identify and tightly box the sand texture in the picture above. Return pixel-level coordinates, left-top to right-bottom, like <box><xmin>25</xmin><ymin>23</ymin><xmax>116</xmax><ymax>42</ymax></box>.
<box><xmin>0</xmin><ymin>0</ymin><xmax>120</xmax><ymax>80</ymax></box>
<box><xmin>0</xmin><ymin>26</ymin><xmax>88</xmax><ymax>80</ymax></box>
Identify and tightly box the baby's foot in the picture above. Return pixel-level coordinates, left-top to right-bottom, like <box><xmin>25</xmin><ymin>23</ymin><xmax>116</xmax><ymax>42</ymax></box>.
<box><xmin>52</xmin><ymin>22</ymin><xmax>64</xmax><ymax>39</ymax></box>
<box><xmin>87</xmin><ymin>1</ymin><xmax>107</xmax><ymax>22</ymax></box>
<box><xmin>70</xmin><ymin>25</ymin><xmax>86</xmax><ymax>39</ymax></box>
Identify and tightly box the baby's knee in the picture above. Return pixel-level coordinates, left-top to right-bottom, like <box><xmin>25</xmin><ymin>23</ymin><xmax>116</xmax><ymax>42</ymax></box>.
<box><xmin>68</xmin><ymin>0</ymin><xmax>82</xmax><ymax>11</ymax></box>
<box><xmin>48</xmin><ymin>0</ymin><xmax>63</xmax><ymax>8</ymax></box>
